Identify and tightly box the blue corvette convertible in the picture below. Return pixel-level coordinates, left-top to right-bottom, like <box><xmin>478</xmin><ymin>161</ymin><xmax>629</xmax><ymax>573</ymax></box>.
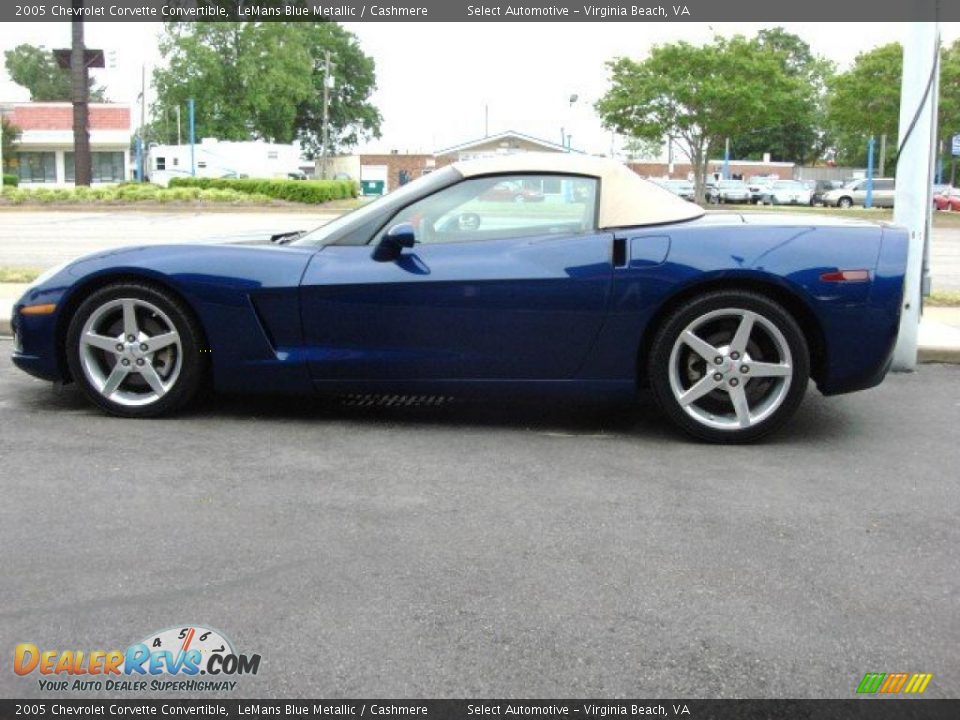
<box><xmin>11</xmin><ymin>154</ymin><xmax>907</xmax><ymax>442</ymax></box>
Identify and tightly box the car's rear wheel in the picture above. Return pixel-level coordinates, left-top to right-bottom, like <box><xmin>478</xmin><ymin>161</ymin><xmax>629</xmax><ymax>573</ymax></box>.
<box><xmin>648</xmin><ymin>291</ymin><xmax>810</xmax><ymax>443</ymax></box>
<box><xmin>66</xmin><ymin>282</ymin><xmax>205</xmax><ymax>417</ymax></box>
<box><xmin>837</xmin><ymin>196</ymin><xmax>853</xmax><ymax>208</ymax></box>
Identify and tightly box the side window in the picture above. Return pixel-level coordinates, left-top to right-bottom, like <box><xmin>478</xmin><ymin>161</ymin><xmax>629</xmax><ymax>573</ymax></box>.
<box><xmin>875</xmin><ymin>179</ymin><xmax>894</xmax><ymax>191</ymax></box>
<box><xmin>381</xmin><ymin>174</ymin><xmax>598</xmax><ymax>245</ymax></box>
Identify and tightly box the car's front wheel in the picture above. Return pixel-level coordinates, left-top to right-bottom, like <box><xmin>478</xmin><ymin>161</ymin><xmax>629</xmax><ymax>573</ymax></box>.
<box><xmin>648</xmin><ymin>291</ymin><xmax>810</xmax><ymax>443</ymax></box>
<box><xmin>66</xmin><ymin>282</ymin><xmax>206</xmax><ymax>417</ymax></box>
<box><xmin>837</xmin><ymin>197</ymin><xmax>853</xmax><ymax>208</ymax></box>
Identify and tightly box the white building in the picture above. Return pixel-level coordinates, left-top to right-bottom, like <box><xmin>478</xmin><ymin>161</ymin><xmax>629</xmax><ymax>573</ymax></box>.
<box><xmin>147</xmin><ymin>138</ymin><xmax>308</xmax><ymax>186</ymax></box>
<box><xmin>1</xmin><ymin>102</ymin><xmax>131</xmax><ymax>187</ymax></box>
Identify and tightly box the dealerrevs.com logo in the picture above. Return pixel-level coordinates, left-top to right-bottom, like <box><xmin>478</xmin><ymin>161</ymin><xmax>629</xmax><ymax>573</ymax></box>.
<box><xmin>14</xmin><ymin>626</ymin><xmax>261</xmax><ymax>693</ymax></box>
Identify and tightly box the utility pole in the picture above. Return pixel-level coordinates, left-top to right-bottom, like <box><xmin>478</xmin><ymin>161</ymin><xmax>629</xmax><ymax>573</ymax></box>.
<box><xmin>722</xmin><ymin>137</ymin><xmax>730</xmax><ymax>180</ymax></box>
<box><xmin>892</xmin><ymin>22</ymin><xmax>940</xmax><ymax>371</ymax></box>
<box><xmin>136</xmin><ymin>63</ymin><xmax>146</xmax><ymax>182</ymax></box>
<box><xmin>878</xmin><ymin>133</ymin><xmax>886</xmax><ymax>176</ymax></box>
<box><xmin>865</xmin><ymin>136</ymin><xmax>875</xmax><ymax>209</ymax></box>
<box><xmin>320</xmin><ymin>50</ymin><xmax>334</xmax><ymax>180</ymax></box>
<box><xmin>70</xmin><ymin>0</ymin><xmax>91</xmax><ymax>186</ymax></box>
<box><xmin>175</xmin><ymin>105</ymin><xmax>181</xmax><ymax>145</ymax></box>
<box><xmin>188</xmin><ymin>98</ymin><xmax>195</xmax><ymax>177</ymax></box>
<box><xmin>0</xmin><ymin>117</ymin><xmax>4</xmax><ymax>192</ymax></box>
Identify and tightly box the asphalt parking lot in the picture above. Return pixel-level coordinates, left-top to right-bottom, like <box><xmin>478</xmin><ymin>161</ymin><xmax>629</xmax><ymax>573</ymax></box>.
<box><xmin>1</xmin><ymin>345</ymin><xmax>958</xmax><ymax>698</ymax></box>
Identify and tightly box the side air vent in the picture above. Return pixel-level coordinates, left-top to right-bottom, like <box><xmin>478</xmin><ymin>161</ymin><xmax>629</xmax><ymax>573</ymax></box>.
<box><xmin>612</xmin><ymin>237</ymin><xmax>627</xmax><ymax>268</ymax></box>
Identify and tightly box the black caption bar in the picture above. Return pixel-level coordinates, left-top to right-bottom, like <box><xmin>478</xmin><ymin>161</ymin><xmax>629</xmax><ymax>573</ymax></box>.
<box><xmin>1</xmin><ymin>700</ymin><xmax>959</xmax><ymax>720</ymax></box>
<box><xmin>1</xmin><ymin>0</ymin><xmax>956</xmax><ymax>23</ymax></box>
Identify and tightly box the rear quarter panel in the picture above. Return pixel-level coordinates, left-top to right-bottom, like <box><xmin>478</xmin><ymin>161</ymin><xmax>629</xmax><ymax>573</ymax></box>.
<box><xmin>580</xmin><ymin>215</ymin><xmax>905</xmax><ymax>395</ymax></box>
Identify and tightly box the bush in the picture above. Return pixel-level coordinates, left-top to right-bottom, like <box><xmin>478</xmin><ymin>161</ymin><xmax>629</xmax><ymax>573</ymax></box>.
<box><xmin>169</xmin><ymin>176</ymin><xmax>358</xmax><ymax>203</ymax></box>
<box><xmin>0</xmin><ymin>182</ymin><xmax>288</xmax><ymax>206</ymax></box>
<box><xmin>2</xmin><ymin>173</ymin><xmax>18</xmax><ymax>187</ymax></box>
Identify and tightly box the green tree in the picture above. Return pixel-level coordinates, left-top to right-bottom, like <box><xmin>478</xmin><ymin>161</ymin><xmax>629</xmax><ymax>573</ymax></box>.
<box><xmin>293</xmin><ymin>22</ymin><xmax>383</xmax><ymax>158</ymax></box>
<box><xmin>622</xmin><ymin>136</ymin><xmax>663</xmax><ymax>160</ymax></box>
<box><xmin>151</xmin><ymin>21</ymin><xmax>381</xmax><ymax>156</ymax></box>
<box><xmin>827</xmin><ymin>41</ymin><xmax>960</xmax><ymax>176</ymax></box>
<box><xmin>596</xmin><ymin>35</ymin><xmax>808</xmax><ymax>201</ymax></box>
<box><xmin>827</xmin><ymin>41</ymin><xmax>960</xmax><ymax>174</ymax></box>
<box><xmin>3</xmin><ymin>44</ymin><xmax>107</xmax><ymax>102</ymax></box>
<box><xmin>825</xmin><ymin>43</ymin><xmax>902</xmax><ymax>172</ymax></box>
<box><xmin>939</xmin><ymin>39</ymin><xmax>960</xmax><ymax>182</ymax></box>
<box><xmin>729</xmin><ymin>28</ymin><xmax>834</xmax><ymax>165</ymax></box>
<box><xmin>2</xmin><ymin>116</ymin><xmax>21</xmax><ymax>174</ymax></box>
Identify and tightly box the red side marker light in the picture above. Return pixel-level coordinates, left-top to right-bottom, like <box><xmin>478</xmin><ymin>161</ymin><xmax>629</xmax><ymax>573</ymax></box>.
<box><xmin>820</xmin><ymin>269</ymin><xmax>870</xmax><ymax>283</ymax></box>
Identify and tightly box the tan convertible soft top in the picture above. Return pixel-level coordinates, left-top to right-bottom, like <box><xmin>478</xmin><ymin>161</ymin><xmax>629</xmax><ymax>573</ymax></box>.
<box><xmin>453</xmin><ymin>153</ymin><xmax>704</xmax><ymax>228</ymax></box>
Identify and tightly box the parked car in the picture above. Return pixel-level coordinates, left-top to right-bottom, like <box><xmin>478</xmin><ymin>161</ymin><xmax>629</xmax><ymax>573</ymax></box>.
<box><xmin>823</xmin><ymin>178</ymin><xmax>896</xmax><ymax>208</ymax></box>
<box><xmin>933</xmin><ymin>186</ymin><xmax>960</xmax><ymax>211</ymax></box>
<box><xmin>706</xmin><ymin>179</ymin><xmax>751</xmax><ymax>204</ymax></box>
<box><xmin>811</xmin><ymin>180</ymin><xmax>844</xmax><ymax>206</ymax></box>
<box><xmin>653</xmin><ymin>179</ymin><xmax>696</xmax><ymax>201</ymax></box>
<box><xmin>747</xmin><ymin>175</ymin><xmax>777</xmax><ymax>204</ymax></box>
<box><xmin>763</xmin><ymin>180</ymin><xmax>814</xmax><ymax>206</ymax></box>
<box><xmin>479</xmin><ymin>180</ymin><xmax>544</xmax><ymax>203</ymax></box>
<box><xmin>11</xmin><ymin>154</ymin><xmax>907</xmax><ymax>443</ymax></box>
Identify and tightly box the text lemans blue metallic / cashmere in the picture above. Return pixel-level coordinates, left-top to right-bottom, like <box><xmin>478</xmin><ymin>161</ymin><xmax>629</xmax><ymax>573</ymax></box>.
<box><xmin>11</xmin><ymin>154</ymin><xmax>907</xmax><ymax>442</ymax></box>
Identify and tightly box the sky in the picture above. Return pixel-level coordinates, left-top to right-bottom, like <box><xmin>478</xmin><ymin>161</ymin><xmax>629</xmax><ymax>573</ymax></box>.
<box><xmin>2</xmin><ymin>21</ymin><xmax>958</xmax><ymax>157</ymax></box>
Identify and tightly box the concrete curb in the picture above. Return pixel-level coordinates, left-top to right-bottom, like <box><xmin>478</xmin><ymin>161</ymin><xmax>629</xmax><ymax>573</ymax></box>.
<box><xmin>919</xmin><ymin>346</ymin><xmax>960</xmax><ymax>363</ymax></box>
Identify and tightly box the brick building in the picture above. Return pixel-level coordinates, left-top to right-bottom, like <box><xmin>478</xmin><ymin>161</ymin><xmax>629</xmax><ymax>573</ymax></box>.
<box><xmin>324</xmin><ymin>131</ymin><xmax>574</xmax><ymax>195</ymax></box>
<box><xmin>1</xmin><ymin>102</ymin><xmax>132</xmax><ymax>187</ymax></box>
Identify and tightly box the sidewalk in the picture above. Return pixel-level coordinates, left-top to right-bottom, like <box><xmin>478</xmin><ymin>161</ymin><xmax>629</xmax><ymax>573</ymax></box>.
<box><xmin>918</xmin><ymin>306</ymin><xmax>960</xmax><ymax>363</ymax></box>
<box><xmin>2</xmin><ymin>282</ymin><xmax>959</xmax><ymax>363</ymax></box>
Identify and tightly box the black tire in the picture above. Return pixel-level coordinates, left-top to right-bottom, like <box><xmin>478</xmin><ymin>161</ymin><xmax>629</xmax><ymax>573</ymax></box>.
<box><xmin>837</xmin><ymin>196</ymin><xmax>853</xmax><ymax>208</ymax></box>
<box><xmin>66</xmin><ymin>281</ymin><xmax>206</xmax><ymax>418</ymax></box>
<box><xmin>647</xmin><ymin>290</ymin><xmax>810</xmax><ymax>443</ymax></box>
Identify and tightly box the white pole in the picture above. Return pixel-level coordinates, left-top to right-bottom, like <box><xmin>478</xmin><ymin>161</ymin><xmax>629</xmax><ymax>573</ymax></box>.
<box><xmin>321</xmin><ymin>49</ymin><xmax>332</xmax><ymax>180</ymax></box>
<box><xmin>0</xmin><ymin>118</ymin><xmax>4</xmax><ymax>192</ymax></box>
<box><xmin>892</xmin><ymin>22</ymin><xmax>940</xmax><ymax>371</ymax></box>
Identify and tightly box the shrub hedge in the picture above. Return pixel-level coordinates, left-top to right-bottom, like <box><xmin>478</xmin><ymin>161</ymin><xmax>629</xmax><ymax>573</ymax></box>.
<box><xmin>2</xmin><ymin>173</ymin><xmax>18</xmax><ymax>187</ymax></box>
<box><xmin>168</xmin><ymin>176</ymin><xmax>358</xmax><ymax>203</ymax></box>
<box><xmin>0</xmin><ymin>185</ymin><xmax>271</xmax><ymax>205</ymax></box>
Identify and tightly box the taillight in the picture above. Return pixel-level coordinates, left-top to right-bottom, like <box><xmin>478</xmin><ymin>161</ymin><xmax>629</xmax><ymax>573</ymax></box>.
<box><xmin>820</xmin><ymin>269</ymin><xmax>870</xmax><ymax>283</ymax></box>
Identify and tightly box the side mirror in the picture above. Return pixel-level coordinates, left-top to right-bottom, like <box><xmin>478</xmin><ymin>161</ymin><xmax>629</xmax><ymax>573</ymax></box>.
<box><xmin>372</xmin><ymin>222</ymin><xmax>416</xmax><ymax>262</ymax></box>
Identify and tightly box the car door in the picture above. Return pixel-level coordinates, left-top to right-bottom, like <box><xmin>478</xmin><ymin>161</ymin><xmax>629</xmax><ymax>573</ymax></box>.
<box><xmin>850</xmin><ymin>180</ymin><xmax>867</xmax><ymax>205</ymax></box>
<box><xmin>299</xmin><ymin>173</ymin><xmax>614</xmax><ymax>382</ymax></box>
<box><xmin>875</xmin><ymin>179</ymin><xmax>895</xmax><ymax>207</ymax></box>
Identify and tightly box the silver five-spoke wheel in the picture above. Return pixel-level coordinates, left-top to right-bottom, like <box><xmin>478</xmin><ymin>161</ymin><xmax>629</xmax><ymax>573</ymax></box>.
<box><xmin>79</xmin><ymin>298</ymin><xmax>183</xmax><ymax>406</ymax></box>
<box><xmin>68</xmin><ymin>283</ymin><xmax>205</xmax><ymax>417</ymax></box>
<box><xmin>668</xmin><ymin>308</ymin><xmax>792</xmax><ymax>431</ymax></box>
<box><xmin>649</xmin><ymin>291</ymin><xmax>810</xmax><ymax>443</ymax></box>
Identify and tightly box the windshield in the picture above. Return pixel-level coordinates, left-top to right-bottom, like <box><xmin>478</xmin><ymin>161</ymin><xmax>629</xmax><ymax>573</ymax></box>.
<box><xmin>292</xmin><ymin>166</ymin><xmax>460</xmax><ymax>246</ymax></box>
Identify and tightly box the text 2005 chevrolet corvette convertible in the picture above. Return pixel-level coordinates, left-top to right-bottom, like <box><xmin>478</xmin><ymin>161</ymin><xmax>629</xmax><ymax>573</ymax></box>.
<box><xmin>12</xmin><ymin>155</ymin><xmax>906</xmax><ymax>442</ymax></box>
